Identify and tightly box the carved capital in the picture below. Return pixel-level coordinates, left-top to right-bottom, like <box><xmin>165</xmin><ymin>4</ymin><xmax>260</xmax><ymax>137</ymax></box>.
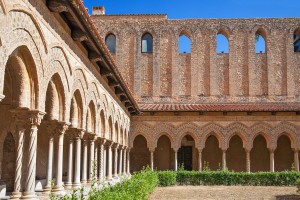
<box><xmin>99</xmin><ymin>138</ymin><xmax>106</xmax><ymax>145</ymax></box>
<box><xmin>10</xmin><ymin>108</ymin><xmax>45</xmax><ymax>128</ymax></box>
<box><xmin>55</xmin><ymin>121</ymin><xmax>70</xmax><ymax>136</ymax></box>
<box><xmin>112</xmin><ymin>142</ymin><xmax>119</xmax><ymax>149</ymax></box>
<box><xmin>67</xmin><ymin>128</ymin><xmax>84</xmax><ymax>139</ymax></box>
<box><xmin>118</xmin><ymin>144</ymin><xmax>123</xmax><ymax>149</ymax></box>
<box><xmin>104</xmin><ymin>140</ymin><xmax>113</xmax><ymax>148</ymax></box>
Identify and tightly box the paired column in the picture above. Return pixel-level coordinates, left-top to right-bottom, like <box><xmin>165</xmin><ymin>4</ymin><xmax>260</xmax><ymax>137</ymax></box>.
<box><xmin>94</xmin><ymin>142</ymin><xmax>99</xmax><ymax>180</ymax></box>
<box><xmin>118</xmin><ymin>145</ymin><xmax>123</xmax><ymax>175</ymax></box>
<box><xmin>87</xmin><ymin>135</ymin><xmax>96</xmax><ymax>183</ymax></box>
<box><xmin>105</xmin><ymin>141</ymin><xmax>113</xmax><ymax>181</ymax></box>
<box><xmin>73</xmin><ymin>129</ymin><xmax>84</xmax><ymax>188</ymax></box>
<box><xmin>198</xmin><ymin>149</ymin><xmax>202</xmax><ymax>171</ymax></box>
<box><xmin>246</xmin><ymin>150</ymin><xmax>251</xmax><ymax>173</ymax></box>
<box><xmin>43</xmin><ymin>131</ymin><xmax>54</xmax><ymax>192</ymax></box>
<box><xmin>112</xmin><ymin>143</ymin><xmax>119</xmax><ymax>178</ymax></box>
<box><xmin>98</xmin><ymin>139</ymin><xmax>106</xmax><ymax>182</ymax></box>
<box><xmin>270</xmin><ymin>149</ymin><xmax>275</xmax><ymax>172</ymax></box>
<box><xmin>222</xmin><ymin>149</ymin><xmax>227</xmax><ymax>171</ymax></box>
<box><xmin>65</xmin><ymin>134</ymin><xmax>74</xmax><ymax>189</ymax></box>
<box><xmin>174</xmin><ymin>149</ymin><xmax>178</xmax><ymax>171</ymax></box>
<box><xmin>294</xmin><ymin>150</ymin><xmax>299</xmax><ymax>172</ymax></box>
<box><xmin>150</xmin><ymin>150</ymin><xmax>154</xmax><ymax>171</ymax></box>
<box><xmin>81</xmin><ymin>139</ymin><xmax>88</xmax><ymax>184</ymax></box>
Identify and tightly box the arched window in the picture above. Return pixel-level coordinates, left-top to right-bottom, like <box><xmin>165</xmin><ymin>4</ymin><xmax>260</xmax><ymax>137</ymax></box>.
<box><xmin>216</xmin><ymin>34</ymin><xmax>229</xmax><ymax>53</ymax></box>
<box><xmin>178</xmin><ymin>34</ymin><xmax>191</xmax><ymax>53</ymax></box>
<box><xmin>141</xmin><ymin>33</ymin><xmax>153</xmax><ymax>53</ymax></box>
<box><xmin>255</xmin><ymin>33</ymin><xmax>266</xmax><ymax>53</ymax></box>
<box><xmin>294</xmin><ymin>29</ymin><xmax>300</xmax><ymax>52</ymax></box>
<box><xmin>105</xmin><ymin>34</ymin><xmax>116</xmax><ymax>53</ymax></box>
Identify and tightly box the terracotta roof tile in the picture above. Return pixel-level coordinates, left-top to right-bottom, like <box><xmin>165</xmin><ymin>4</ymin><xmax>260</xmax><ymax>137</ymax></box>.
<box><xmin>139</xmin><ymin>103</ymin><xmax>300</xmax><ymax>112</ymax></box>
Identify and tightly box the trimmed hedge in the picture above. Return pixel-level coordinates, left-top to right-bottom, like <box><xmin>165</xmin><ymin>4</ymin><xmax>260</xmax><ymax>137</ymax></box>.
<box><xmin>176</xmin><ymin>171</ymin><xmax>300</xmax><ymax>186</ymax></box>
<box><xmin>157</xmin><ymin>171</ymin><xmax>177</xmax><ymax>186</ymax></box>
<box><xmin>88</xmin><ymin>168</ymin><xmax>158</xmax><ymax>200</ymax></box>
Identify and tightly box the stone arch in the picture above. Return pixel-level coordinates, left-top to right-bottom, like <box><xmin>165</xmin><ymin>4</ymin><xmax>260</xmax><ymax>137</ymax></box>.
<box><xmin>225</xmin><ymin>122</ymin><xmax>250</xmax><ymax>150</ymax></box>
<box><xmin>108</xmin><ymin>116</ymin><xmax>113</xmax><ymax>140</ymax></box>
<box><xmin>199</xmin><ymin>123</ymin><xmax>225</xmax><ymax>150</ymax></box>
<box><xmin>86</xmin><ymin>100</ymin><xmax>96</xmax><ymax>133</ymax></box>
<box><xmin>49</xmin><ymin>46</ymin><xmax>72</xmax><ymax>75</ymax></box>
<box><xmin>130</xmin><ymin>134</ymin><xmax>150</xmax><ymax>172</ymax></box>
<box><xmin>153</xmin><ymin>132</ymin><xmax>175</xmax><ymax>150</ymax></box>
<box><xmin>44</xmin><ymin>73</ymin><xmax>66</xmax><ymax>121</ymax></box>
<box><xmin>273</xmin><ymin>122</ymin><xmax>297</xmax><ymax>150</ymax></box>
<box><xmin>69</xmin><ymin>89</ymin><xmax>84</xmax><ymax>129</ymax></box>
<box><xmin>153</xmin><ymin>123</ymin><xmax>176</xmax><ymax>149</ymax></box>
<box><xmin>114</xmin><ymin>121</ymin><xmax>119</xmax><ymax>143</ymax></box>
<box><xmin>175</xmin><ymin>123</ymin><xmax>200</xmax><ymax>149</ymax></box>
<box><xmin>2</xmin><ymin>46</ymin><xmax>39</xmax><ymax>109</ymax></box>
<box><xmin>216</xmin><ymin>26</ymin><xmax>231</xmax><ymax>40</ymax></box>
<box><xmin>249</xmin><ymin>122</ymin><xmax>272</xmax><ymax>149</ymax></box>
<box><xmin>99</xmin><ymin>109</ymin><xmax>106</xmax><ymax>137</ymax></box>
<box><xmin>251</xmin><ymin>25</ymin><xmax>270</xmax><ymax>40</ymax></box>
<box><xmin>130</xmin><ymin>123</ymin><xmax>153</xmax><ymax>148</ymax></box>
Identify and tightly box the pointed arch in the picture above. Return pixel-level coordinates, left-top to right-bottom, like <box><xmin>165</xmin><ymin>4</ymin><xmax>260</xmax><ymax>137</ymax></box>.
<box><xmin>178</xmin><ymin>33</ymin><xmax>191</xmax><ymax>54</ymax></box>
<box><xmin>70</xmin><ymin>89</ymin><xmax>84</xmax><ymax>129</ymax></box>
<box><xmin>199</xmin><ymin>123</ymin><xmax>225</xmax><ymax>149</ymax></box>
<box><xmin>141</xmin><ymin>32</ymin><xmax>153</xmax><ymax>53</ymax></box>
<box><xmin>105</xmin><ymin>33</ymin><xmax>116</xmax><ymax>53</ymax></box>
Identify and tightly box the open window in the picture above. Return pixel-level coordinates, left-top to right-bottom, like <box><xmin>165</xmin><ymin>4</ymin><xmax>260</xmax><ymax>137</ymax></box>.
<box><xmin>141</xmin><ymin>33</ymin><xmax>153</xmax><ymax>53</ymax></box>
<box><xmin>255</xmin><ymin>30</ymin><xmax>266</xmax><ymax>53</ymax></box>
<box><xmin>105</xmin><ymin>33</ymin><xmax>116</xmax><ymax>53</ymax></box>
<box><xmin>294</xmin><ymin>29</ymin><xmax>300</xmax><ymax>52</ymax></box>
<box><xmin>216</xmin><ymin>33</ymin><xmax>229</xmax><ymax>53</ymax></box>
<box><xmin>178</xmin><ymin>34</ymin><xmax>191</xmax><ymax>53</ymax></box>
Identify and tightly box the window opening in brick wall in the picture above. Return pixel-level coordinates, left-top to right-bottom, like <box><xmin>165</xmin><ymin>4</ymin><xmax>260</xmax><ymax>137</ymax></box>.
<box><xmin>105</xmin><ymin>34</ymin><xmax>116</xmax><ymax>53</ymax></box>
<box><xmin>294</xmin><ymin>32</ymin><xmax>300</xmax><ymax>52</ymax></box>
<box><xmin>141</xmin><ymin>33</ymin><xmax>153</xmax><ymax>53</ymax></box>
<box><xmin>216</xmin><ymin>34</ymin><xmax>229</xmax><ymax>53</ymax></box>
<box><xmin>178</xmin><ymin>34</ymin><xmax>191</xmax><ymax>53</ymax></box>
<box><xmin>255</xmin><ymin>34</ymin><xmax>266</xmax><ymax>53</ymax></box>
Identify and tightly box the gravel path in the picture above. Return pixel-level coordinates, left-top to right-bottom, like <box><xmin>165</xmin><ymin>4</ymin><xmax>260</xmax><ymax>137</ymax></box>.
<box><xmin>148</xmin><ymin>186</ymin><xmax>300</xmax><ymax>200</ymax></box>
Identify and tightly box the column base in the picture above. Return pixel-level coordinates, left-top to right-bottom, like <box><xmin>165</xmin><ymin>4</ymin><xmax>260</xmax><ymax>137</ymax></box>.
<box><xmin>81</xmin><ymin>180</ymin><xmax>87</xmax><ymax>185</ymax></box>
<box><xmin>64</xmin><ymin>182</ymin><xmax>73</xmax><ymax>189</ymax></box>
<box><xmin>72</xmin><ymin>182</ymin><xmax>82</xmax><ymax>189</ymax></box>
<box><xmin>43</xmin><ymin>185</ymin><xmax>51</xmax><ymax>194</ymax></box>
<box><xmin>52</xmin><ymin>186</ymin><xmax>65</xmax><ymax>196</ymax></box>
<box><xmin>21</xmin><ymin>192</ymin><xmax>37</xmax><ymax>199</ymax></box>
<box><xmin>10</xmin><ymin>192</ymin><xmax>22</xmax><ymax>199</ymax></box>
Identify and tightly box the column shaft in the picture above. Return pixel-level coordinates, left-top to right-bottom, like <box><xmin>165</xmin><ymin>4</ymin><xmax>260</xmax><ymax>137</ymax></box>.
<box><xmin>113</xmin><ymin>147</ymin><xmax>118</xmax><ymax>178</ymax></box>
<box><xmin>127</xmin><ymin>149</ymin><xmax>130</xmax><ymax>175</ymax></box>
<box><xmin>222</xmin><ymin>150</ymin><xmax>227</xmax><ymax>171</ymax></box>
<box><xmin>270</xmin><ymin>150</ymin><xmax>275</xmax><ymax>172</ymax></box>
<box><xmin>65</xmin><ymin>139</ymin><xmax>74</xmax><ymax>188</ymax></box>
<box><xmin>107</xmin><ymin>145</ymin><xmax>113</xmax><ymax>180</ymax></box>
<box><xmin>94</xmin><ymin>144</ymin><xmax>98</xmax><ymax>180</ymax></box>
<box><xmin>44</xmin><ymin>135</ymin><xmax>54</xmax><ymax>191</ymax></box>
<box><xmin>174</xmin><ymin>151</ymin><xmax>178</xmax><ymax>171</ymax></box>
<box><xmin>198</xmin><ymin>151</ymin><xmax>202</xmax><ymax>171</ymax></box>
<box><xmin>88</xmin><ymin>140</ymin><xmax>95</xmax><ymax>183</ymax></box>
<box><xmin>246</xmin><ymin>151</ymin><xmax>251</xmax><ymax>173</ymax></box>
<box><xmin>150</xmin><ymin>151</ymin><xmax>154</xmax><ymax>171</ymax></box>
<box><xmin>294</xmin><ymin>151</ymin><xmax>299</xmax><ymax>171</ymax></box>
<box><xmin>118</xmin><ymin>149</ymin><xmax>123</xmax><ymax>175</ymax></box>
<box><xmin>54</xmin><ymin>133</ymin><xmax>64</xmax><ymax>191</ymax></box>
<box><xmin>74</xmin><ymin>136</ymin><xmax>82</xmax><ymax>187</ymax></box>
<box><xmin>81</xmin><ymin>140</ymin><xmax>88</xmax><ymax>183</ymax></box>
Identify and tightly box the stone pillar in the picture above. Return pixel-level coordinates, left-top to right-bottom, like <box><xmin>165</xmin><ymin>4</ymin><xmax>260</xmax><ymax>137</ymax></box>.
<box><xmin>122</xmin><ymin>147</ymin><xmax>126</xmax><ymax>174</ymax></box>
<box><xmin>246</xmin><ymin>150</ymin><xmax>251</xmax><ymax>173</ymax></box>
<box><xmin>105</xmin><ymin>141</ymin><xmax>113</xmax><ymax>181</ymax></box>
<box><xmin>294</xmin><ymin>150</ymin><xmax>299</xmax><ymax>172</ymax></box>
<box><xmin>174</xmin><ymin>149</ymin><xmax>178</xmax><ymax>171</ymax></box>
<box><xmin>198</xmin><ymin>150</ymin><xmax>202</xmax><ymax>171</ymax></box>
<box><xmin>118</xmin><ymin>145</ymin><xmax>123</xmax><ymax>175</ymax></box>
<box><xmin>81</xmin><ymin>139</ymin><xmax>88</xmax><ymax>184</ymax></box>
<box><xmin>72</xmin><ymin>129</ymin><xmax>84</xmax><ymax>188</ymax></box>
<box><xmin>270</xmin><ymin>149</ymin><xmax>275</xmax><ymax>172</ymax></box>
<box><xmin>87</xmin><ymin>135</ymin><xmax>96</xmax><ymax>183</ymax></box>
<box><xmin>43</xmin><ymin>133</ymin><xmax>54</xmax><ymax>192</ymax></box>
<box><xmin>126</xmin><ymin>148</ymin><xmax>130</xmax><ymax>175</ymax></box>
<box><xmin>94</xmin><ymin>142</ymin><xmax>98</xmax><ymax>180</ymax></box>
<box><xmin>150</xmin><ymin>150</ymin><xmax>154</xmax><ymax>171</ymax></box>
<box><xmin>65</xmin><ymin>136</ymin><xmax>74</xmax><ymax>189</ymax></box>
<box><xmin>98</xmin><ymin>139</ymin><xmax>106</xmax><ymax>182</ymax></box>
<box><xmin>10</xmin><ymin>120</ymin><xmax>26</xmax><ymax>199</ymax></box>
<box><xmin>222</xmin><ymin>150</ymin><xmax>227</xmax><ymax>171</ymax></box>
<box><xmin>22</xmin><ymin>110</ymin><xmax>45</xmax><ymax>199</ymax></box>
<box><xmin>103</xmin><ymin>145</ymin><xmax>107</xmax><ymax>180</ymax></box>
<box><xmin>112</xmin><ymin>143</ymin><xmax>119</xmax><ymax>178</ymax></box>
<box><xmin>53</xmin><ymin>122</ymin><xmax>69</xmax><ymax>193</ymax></box>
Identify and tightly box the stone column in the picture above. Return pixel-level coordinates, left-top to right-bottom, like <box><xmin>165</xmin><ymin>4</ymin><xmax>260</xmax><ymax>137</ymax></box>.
<box><xmin>53</xmin><ymin>122</ymin><xmax>69</xmax><ymax>193</ymax></box>
<box><xmin>105</xmin><ymin>140</ymin><xmax>113</xmax><ymax>181</ymax></box>
<box><xmin>72</xmin><ymin>129</ymin><xmax>84</xmax><ymax>188</ymax></box>
<box><xmin>103</xmin><ymin>145</ymin><xmax>107</xmax><ymax>180</ymax></box>
<box><xmin>94</xmin><ymin>142</ymin><xmax>98</xmax><ymax>180</ymax></box>
<box><xmin>112</xmin><ymin>143</ymin><xmax>119</xmax><ymax>178</ymax></box>
<box><xmin>118</xmin><ymin>145</ymin><xmax>123</xmax><ymax>175</ymax></box>
<box><xmin>87</xmin><ymin>135</ymin><xmax>96</xmax><ymax>183</ymax></box>
<box><xmin>122</xmin><ymin>147</ymin><xmax>126</xmax><ymax>174</ymax></box>
<box><xmin>98</xmin><ymin>139</ymin><xmax>106</xmax><ymax>182</ymax></box>
<box><xmin>198</xmin><ymin>150</ymin><xmax>202</xmax><ymax>171</ymax></box>
<box><xmin>270</xmin><ymin>149</ymin><xmax>275</xmax><ymax>172</ymax></box>
<box><xmin>246</xmin><ymin>150</ymin><xmax>251</xmax><ymax>173</ymax></box>
<box><xmin>43</xmin><ymin>133</ymin><xmax>54</xmax><ymax>192</ymax></box>
<box><xmin>150</xmin><ymin>150</ymin><xmax>154</xmax><ymax>171</ymax></box>
<box><xmin>65</xmin><ymin>136</ymin><xmax>74</xmax><ymax>189</ymax></box>
<box><xmin>10</xmin><ymin>116</ymin><xmax>26</xmax><ymax>199</ymax></box>
<box><xmin>22</xmin><ymin>110</ymin><xmax>45</xmax><ymax>199</ymax></box>
<box><xmin>174</xmin><ymin>149</ymin><xmax>178</xmax><ymax>171</ymax></box>
<box><xmin>222</xmin><ymin>150</ymin><xmax>227</xmax><ymax>171</ymax></box>
<box><xmin>126</xmin><ymin>148</ymin><xmax>130</xmax><ymax>175</ymax></box>
<box><xmin>294</xmin><ymin>150</ymin><xmax>299</xmax><ymax>172</ymax></box>
<box><xmin>81</xmin><ymin>139</ymin><xmax>88</xmax><ymax>184</ymax></box>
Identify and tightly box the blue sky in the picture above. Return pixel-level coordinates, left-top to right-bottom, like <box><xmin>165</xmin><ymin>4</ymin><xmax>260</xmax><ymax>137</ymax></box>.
<box><xmin>83</xmin><ymin>0</ymin><xmax>300</xmax><ymax>19</ymax></box>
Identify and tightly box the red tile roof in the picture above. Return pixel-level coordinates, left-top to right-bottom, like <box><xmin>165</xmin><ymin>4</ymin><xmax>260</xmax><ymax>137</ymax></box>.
<box><xmin>139</xmin><ymin>103</ymin><xmax>300</xmax><ymax>112</ymax></box>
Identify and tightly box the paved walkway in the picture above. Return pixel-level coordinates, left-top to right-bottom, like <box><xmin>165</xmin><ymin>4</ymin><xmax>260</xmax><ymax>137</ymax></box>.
<box><xmin>148</xmin><ymin>186</ymin><xmax>300</xmax><ymax>200</ymax></box>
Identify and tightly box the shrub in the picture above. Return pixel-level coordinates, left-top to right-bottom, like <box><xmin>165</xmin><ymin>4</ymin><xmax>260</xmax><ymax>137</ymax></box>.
<box><xmin>176</xmin><ymin>170</ymin><xmax>300</xmax><ymax>186</ymax></box>
<box><xmin>88</xmin><ymin>167</ymin><xmax>158</xmax><ymax>200</ymax></box>
<box><xmin>157</xmin><ymin>171</ymin><xmax>177</xmax><ymax>186</ymax></box>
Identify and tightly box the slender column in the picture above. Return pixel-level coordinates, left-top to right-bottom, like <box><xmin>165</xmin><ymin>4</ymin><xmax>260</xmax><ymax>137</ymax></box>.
<box><xmin>222</xmin><ymin>150</ymin><xmax>227</xmax><ymax>171</ymax></box>
<box><xmin>294</xmin><ymin>150</ymin><xmax>299</xmax><ymax>172</ymax></box>
<box><xmin>246</xmin><ymin>150</ymin><xmax>251</xmax><ymax>173</ymax></box>
<box><xmin>126</xmin><ymin>148</ymin><xmax>130</xmax><ymax>175</ymax></box>
<box><xmin>81</xmin><ymin>139</ymin><xmax>88</xmax><ymax>184</ymax></box>
<box><xmin>270</xmin><ymin>149</ymin><xmax>275</xmax><ymax>172</ymax></box>
<box><xmin>198</xmin><ymin>150</ymin><xmax>202</xmax><ymax>171</ymax></box>
<box><xmin>65</xmin><ymin>137</ymin><xmax>74</xmax><ymax>189</ymax></box>
<box><xmin>174</xmin><ymin>149</ymin><xmax>178</xmax><ymax>171</ymax></box>
<box><xmin>150</xmin><ymin>150</ymin><xmax>154</xmax><ymax>171</ymax></box>
<box><xmin>113</xmin><ymin>143</ymin><xmax>119</xmax><ymax>178</ymax></box>
<box><xmin>11</xmin><ymin>124</ymin><xmax>26</xmax><ymax>199</ymax></box>
<box><xmin>98</xmin><ymin>139</ymin><xmax>106</xmax><ymax>182</ymax></box>
<box><xmin>94</xmin><ymin>142</ymin><xmax>98</xmax><ymax>180</ymax></box>
<box><xmin>43</xmin><ymin>134</ymin><xmax>54</xmax><ymax>192</ymax></box>
<box><xmin>88</xmin><ymin>136</ymin><xmax>96</xmax><ymax>183</ymax></box>
<box><xmin>23</xmin><ymin>111</ymin><xmax>45</xmax><ymax>199</ymax></box>
<box><xmin>73</xmin><ymin>129</ymin><xmax>84</xmax><ymax>188</ymax></box>
<box><xmin>103</xmin><ymin>145</ymin><xmax>107</xmax><ymax>181</ymax></box>
<box><xmin>122</xmin><ymin>147</ymin><xmax>126</xmax><ymax>174</ymax></box>
<box><xmin>118</xmin><ymin>147</ymin><xmax>123</xmax><ymax>175</ymax></box>
<box><xmin>105</xmin><ymin>141</ymin><xmax>113</xmax><ymax>180</ymax></box>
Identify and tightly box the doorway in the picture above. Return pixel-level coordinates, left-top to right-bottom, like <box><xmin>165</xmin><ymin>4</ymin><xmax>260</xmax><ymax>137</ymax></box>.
<box><xmin>178</xmin><ymin>146</ymin><xmax>192</xmax><ymax>170</ymax></box>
